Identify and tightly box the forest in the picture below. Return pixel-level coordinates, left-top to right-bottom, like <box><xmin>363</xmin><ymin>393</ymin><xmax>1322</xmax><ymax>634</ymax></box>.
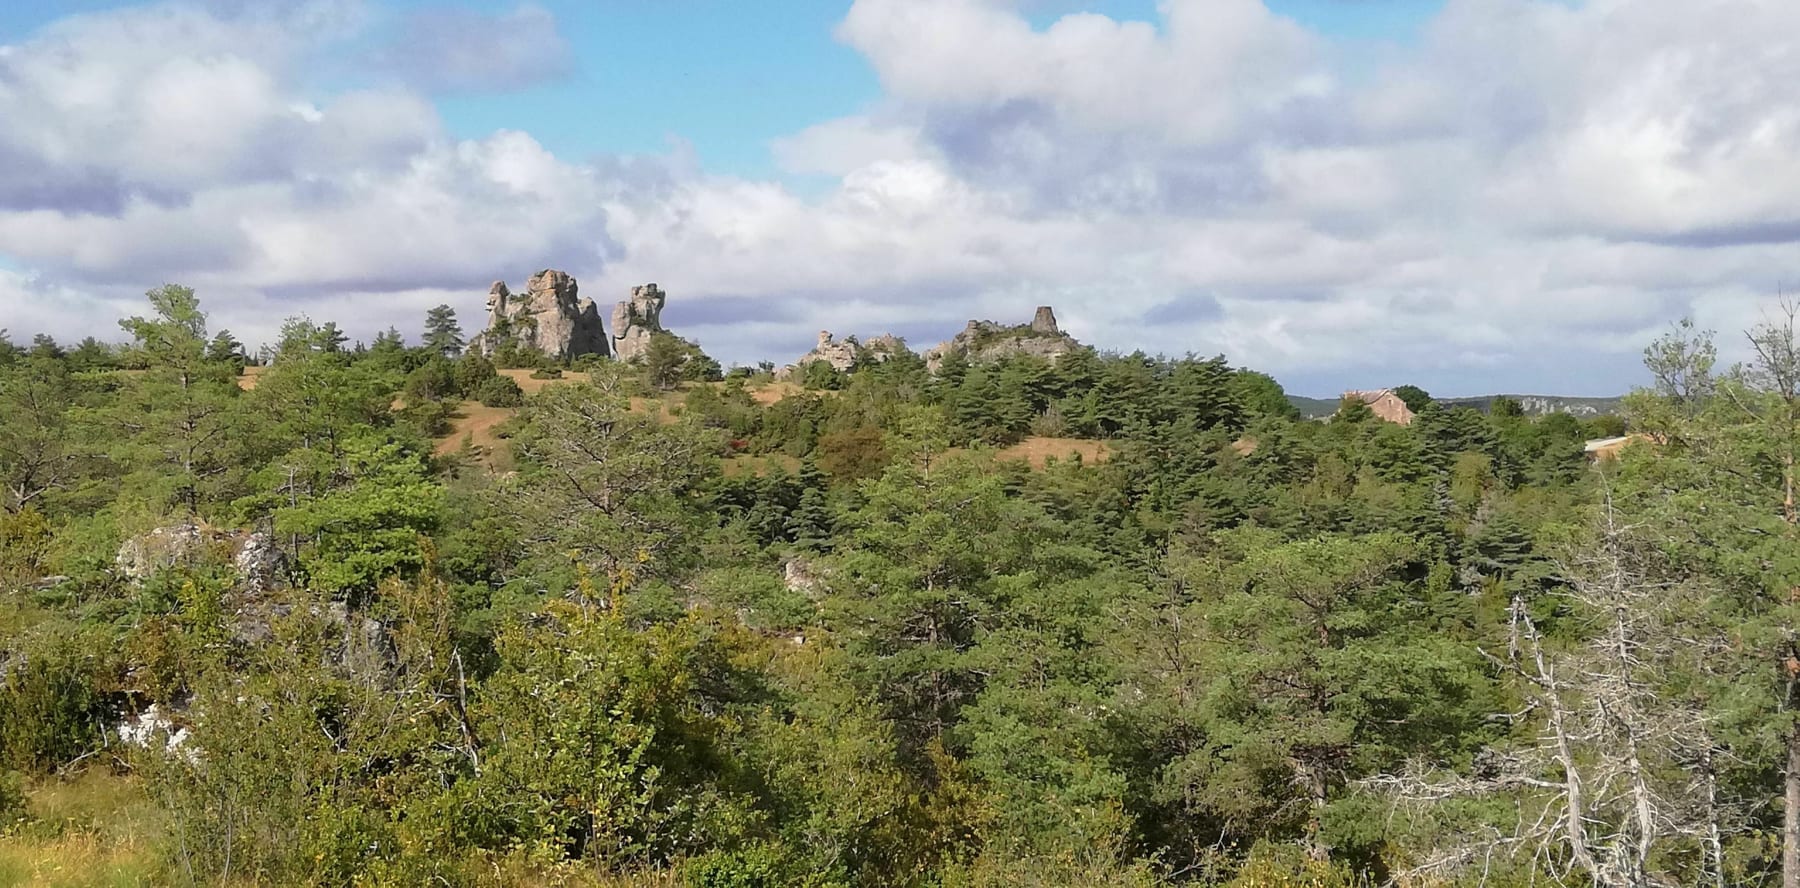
<box><xmin>0</xmin><ymin>286</ymin><xmax>1796</xmax><ymax>888</ymax></box>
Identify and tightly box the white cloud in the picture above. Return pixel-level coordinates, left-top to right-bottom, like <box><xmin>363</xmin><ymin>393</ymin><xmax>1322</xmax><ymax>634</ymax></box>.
<box><xmin>1</xmin><ymin>0</ymin><xmax>1799</xmax><ymax>394</ymax></box>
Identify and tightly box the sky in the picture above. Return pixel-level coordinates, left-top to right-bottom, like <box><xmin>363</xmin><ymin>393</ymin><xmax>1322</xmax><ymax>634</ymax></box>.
<box><xmin>0</xmin><ymin>0</ymin><xmax>1795</xmax><ymax>397</ymax></box>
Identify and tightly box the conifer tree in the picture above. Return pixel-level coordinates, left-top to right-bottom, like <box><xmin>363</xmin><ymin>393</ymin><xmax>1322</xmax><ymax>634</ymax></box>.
<box><xmin>422</xmin><ymin>304</ymin><xmax>463</xmax><ymax>358</ymax></box>
<box><xmin>112</xmin><ymin>285</ymin><xmax>245</xmax><ymax>515</ymax></box>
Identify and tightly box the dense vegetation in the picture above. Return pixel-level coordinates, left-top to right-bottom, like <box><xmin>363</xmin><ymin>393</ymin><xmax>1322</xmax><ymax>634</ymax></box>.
<box><xmin>1</xmin><ymin>287</ymin><xmax>1796</xmax><ymax>887</ymax></box>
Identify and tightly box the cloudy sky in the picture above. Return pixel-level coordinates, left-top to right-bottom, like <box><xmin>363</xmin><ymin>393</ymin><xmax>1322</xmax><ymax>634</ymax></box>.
<box><xmin>0</xmin><ymin>0</ymin><xmax>1795</xmax><ymax>396</ymax></box>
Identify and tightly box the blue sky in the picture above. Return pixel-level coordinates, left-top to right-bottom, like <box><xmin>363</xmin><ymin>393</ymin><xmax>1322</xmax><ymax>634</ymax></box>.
<box><xmin>0</xmin><ymin>0</ymin><xmax>1445</xmax><ymax>179</ymax></box>
<box><xmin>0</xmin><ymin>0</ymin><xmax>1795</xmax><ymax>396</ymax></box>
<box><xmin>429</xmin><ymin>0</ymin><xmax>1446</xmax><ymax>178</ymax></box>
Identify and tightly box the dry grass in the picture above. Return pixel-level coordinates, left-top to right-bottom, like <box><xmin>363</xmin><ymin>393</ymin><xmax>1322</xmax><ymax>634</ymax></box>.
<box><xmin>995</xmin><ymin>437</ymin><xmax>1111</xmax><ymax>469</ymax></box>
<box><xmin>0</xmin><ymin>771</ymin><xmax>169</xmax><ymax>888</ymax></box>
<box><xmin>436</xmin><ymin>402</ymin><xmax>521</xmax><ymax>462</ymax></box>
<box><xmin>497</xmin><ymin>368</ymin><xmax>577</xmax><ymax>395</ymax></box>
<box><xmin>235</xmin><ymin>365</ymin><xmax>268</xmax><ymax>391</ymax></box>
<box><xmin>746</xmin><ymin>380</ymin><xmax>805</xmax><ymax>405</ymax></box>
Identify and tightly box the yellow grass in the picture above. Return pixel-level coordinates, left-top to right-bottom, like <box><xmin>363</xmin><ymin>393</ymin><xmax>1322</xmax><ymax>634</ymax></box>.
<box><xmin>746</xmin><ymin>380</ymin><xmax>805</xmax><ymax>405</ymax></box>
<box><xmin>995</xmin><ymin>437</ymin><xmax>1111</xmax><ymax>469</ymax></box>
<box><xmin>0</xmin><ymin>771</ymin><xmax>168</xmax><ymax>888</ymax></box>
<box><xmin>235</xmin><ymin>365</ymin><xmax>268</xmax><ymax>391</ymax></box>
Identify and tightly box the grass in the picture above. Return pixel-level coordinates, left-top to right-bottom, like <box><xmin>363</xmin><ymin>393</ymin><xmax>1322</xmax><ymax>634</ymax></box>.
<box><xmin>994</xmin><ymin>437</ymin><xmax>1111</xmax><ymax>469</ymax></box>
<box><xmin>0</xmin><ymin>770</ymin><xmax>169</xmax><ymax>888</ymax></box>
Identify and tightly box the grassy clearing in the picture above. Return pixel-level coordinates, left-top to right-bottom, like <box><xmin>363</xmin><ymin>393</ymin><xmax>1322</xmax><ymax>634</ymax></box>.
<box><xmin>0</xmin><ymin>770</ymin><xmax>168</xmax><ymax>887</ymax></box>
<box><xmin>994</xmin><ymin>437</ymin><xmax>1111</xmax><ymax>468</ymax></box>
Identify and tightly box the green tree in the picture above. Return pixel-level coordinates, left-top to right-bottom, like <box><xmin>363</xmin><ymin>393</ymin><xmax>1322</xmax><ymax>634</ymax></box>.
<box><xmin>422</xmin><ymin>304</ymin><xmax>464</xmax><ymax>358</ymax></box>
<box><xmin>205</xmin><ymin>329</ymin><xmax>247</xmax><ymax>372</ymax></box>
<box><xmin>0</xmin><ymin>353</ymin><xmax>85</xmax><ymax>513</ymax></box>
<box><xmin>112</xmin><ymin>285</ymin><xmax>246</xmax><ymax>515</ymax></box>
<box><xmin>502</xmin><ymin>382</ymin><xmax>724</xmax><ymax>596</ymax></box>
<box><xmin>1392</xmin><ymin>384</ymin><xmax>1433</xmax><ymax>413</ymax></box>
<box><xmin>272</xmin><ymin>434</ymin><xmax>443</xmax><ymax>598</ymax></box>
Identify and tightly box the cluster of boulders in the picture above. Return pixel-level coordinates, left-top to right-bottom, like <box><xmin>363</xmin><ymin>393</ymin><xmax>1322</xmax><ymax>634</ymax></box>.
<box><xmin>922</xmin><ymin>305</ymin><xmax>1079</xmax><ymax>372</ymax></box>
<box><xmin>112</xmin><ymin>524</ymin><xmax>388</xmax><ymax>673</ymax></box>
<box><xmin>469</xmin><ymin>270</ymin><xmax>674</xmax><ymax>363</ymax></box>
<box><xmin>464</xmin><ymin>268</ymin><xmax>1085</xmax><ymax>379</ymax></box>
<box><xmin>775</xmin><ymin>331</ymin><xmax>907</xmax><ymax>380</ymax></box>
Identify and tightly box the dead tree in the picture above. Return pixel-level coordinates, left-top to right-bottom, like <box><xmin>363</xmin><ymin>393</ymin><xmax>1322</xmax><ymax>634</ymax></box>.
<box><xmin>1368</xmin><ymin>493</ymin><xmax>1735</xmax><ymax>887</ymax></box>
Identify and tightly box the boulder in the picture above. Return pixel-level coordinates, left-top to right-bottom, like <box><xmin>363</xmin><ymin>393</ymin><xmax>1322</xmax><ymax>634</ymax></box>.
<box><xmin>117</xmin><ymin>525</ymin><xmax>289</xmax><ymax>590</ymax></box>
<box><xmin>472</xmin><ymin>269</ymin><xmax>609</xmax><ymax>361</ymax></box>
<box><xmin>783</xmin><ymin>557</ymin><xmax>824</xmax><ymax>600</ymax></box>
<box><xmin>923</xmin><ymin>308</ymin><xmax>1081</xmax><ymax>372</ymax></box>
<box><xmin>611</xmin><ymin>283</ymin><xmax>667</xmax><ymax>363</ymax></box>
<box><xmin>115</xmin><ymin>524</ymin><xmax>206</xmax><ymax>581</ymax></box>
<box><xmin>233</xmin><ymin>531</ymin><xmax>286</xmax><ymax>596</ymax></box>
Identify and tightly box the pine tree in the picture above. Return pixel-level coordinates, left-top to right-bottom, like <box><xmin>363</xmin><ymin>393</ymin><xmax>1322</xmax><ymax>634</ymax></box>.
<box><xmin>423</xmin><ymin>304</ymin><xmax>464</xmax><ymax>358</ymax></box>
<box><xmin>112</xmin><ymin>285</ymin><xmax>246</xmax><ymax>515</ymax></box>
<box><xmin>787</xmin><ymin>487</ymin><xmax>833</xmax><ymax>552</ymax></box>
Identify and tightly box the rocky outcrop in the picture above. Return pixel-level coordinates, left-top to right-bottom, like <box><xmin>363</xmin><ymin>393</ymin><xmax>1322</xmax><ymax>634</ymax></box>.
<box><xmin>776</xmin><ymin>331</ymin><xmax>907</xmax><ymax>380</ymax></box>
<box><xmin>611</xmin><ymin>283</ymin><xmax>667</xmax><ymax>363</ymax></box>
<box><xmin>1344</xmin><ymin>389</ymin><xmax>1417</xmax><ymax>426</ymax></box>
<box><xmin>923</xmin><ymin>307</ymin><xmax>1080</xmax><ymax>372</ymax></box>
<box><xmin>115</xmin><ymin>523</ymin><xmax>208</xmax><ymax>581</ymax></box>
<box><xmin>116</xmin><ymin>525</ymin><xmax>289</xmax><ymax>589</ymax></box>
<box><xmin>472</xmin><ymin>269</ymin><xmax>609</xmax><ymax>361</ymax></box>
<box><xmin>783</xmin><ymin>557</ymin><xmax>825</xmax><ymax>600</ymax></box>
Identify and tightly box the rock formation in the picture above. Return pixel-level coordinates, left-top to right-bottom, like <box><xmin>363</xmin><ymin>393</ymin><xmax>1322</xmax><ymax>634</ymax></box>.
<box><xmin>472</xmin><ymin>269</ymin><xmax>608</xmax><ymax>361</ymax></box>
<box><xmin>923</xmin><ymin>307</ymin><xmax>1081</xmax><ymax>372</ymax></box>
<box><xmin>611</xmin><ymin>283</ymin><xmax>667</xmax><ymax>363</ymax></box>
<box><xmin>1343</xmin><ymin>389</ymin><xmax>1416</xmax><ymax>426</ymax></box>
<box><xmin>776</xmin><ymin>331</ymin><xmax>907</xmax><ymax>380</ymax></box>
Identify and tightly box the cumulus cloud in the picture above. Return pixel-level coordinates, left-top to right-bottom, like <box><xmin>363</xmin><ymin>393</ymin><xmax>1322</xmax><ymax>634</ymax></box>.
<box><xmin>1</xmin><ymin>0</ymin><xmax>1799</xmax><ymax>395</ymax></box>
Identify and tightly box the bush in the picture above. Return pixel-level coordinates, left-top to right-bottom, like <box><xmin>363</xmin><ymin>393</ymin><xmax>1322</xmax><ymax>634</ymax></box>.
<box><xmin>475</xmin><ymin>375</ymin><xmax>525</xmax><ymax>408</ymax></box>
<box><xmin>403</xmin><ymin>358</ymin><xmax>458</xmax><ymax>404</ymax></box>
<box><xmin>0</xmin><ymin>770</ymin><xmax>25</xmax><ymax>834</ymax></box>
<box><xmin>0</xmin><ymin>631</ymin><xmax>106</xmax><ymax>772</ymax></box>
<box><xmin>453</xmin><ymin>353</ymin><xmax>499</xmax><ymax>398</ymax></box>
<box><xmin>528</xmin><ymin>367</ymin><xmax>564</xmax><ymax>381</ymax></box>
<box><xmin>683</xmin><ymin>843</ymin><xmax>800</xmax><ymax>888</ymax></box>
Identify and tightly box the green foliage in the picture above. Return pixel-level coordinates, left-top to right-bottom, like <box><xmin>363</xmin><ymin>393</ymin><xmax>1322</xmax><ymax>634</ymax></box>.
<box><xmin>110</xmin><ymin>285</ymin><xmax>247</xmax><ymax>516</ymax></box>
<box><xmin>641</xmin><ymin>332</ymin><xmax>722</xmax><ymax>390</ymax></box>
<box><xmin>272</xmin><ymin>435</ymin><xmax>443</xmax><ymax>598</ymax></box>
<box><xmin>4</xmin><ymin>295</ymin><xmax>1729</xmax><ymax>886</ymax></box>
<box><xmin>423</xmin><ymin>304</ymin><xmax>464</xmax><ymax>358</ymax></box>
<box><xmin>404</xmin><ymin>356</ymin><xmax>459</xmax><ymax>404</ymax></box>
<box><xmin>1391</xmin><ymin>384</ymin><xmax>1432</xmax><ymax>413</ymax></box>
<box><xmin>504</xmin><ymin>383</ymin><xmax>724</xmax><ymax>593</ymax></box>
<box><xmin>475</xmin><ymin>373</ymin><xmax>525</xmax><ymax>407</ymax></box>
<box><xmin>0</xmin><ymin>627</ymin><xmax>106</xmax><ymax>772</ymax></box>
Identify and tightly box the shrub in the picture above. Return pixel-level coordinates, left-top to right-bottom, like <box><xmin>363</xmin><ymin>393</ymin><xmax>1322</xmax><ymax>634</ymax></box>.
<box><xmin>0</xmin><ymin>631</ymin><xmax>106</xmax><ymax>772</ymax></box>
<box><xmin>0</xmin><ymin>770</ymin><xmax>24</xmax><ymax>834</ymax></box>
<box><xmin>528</xmin><ymin>367</ymin><xmax>564</xmax><ymax>381</ymax></box>
<box><xmin>475</xmin><ymin>375</ymin><xmax>525</xmax><ymax>408</ymax></box>
<box><xmin>453</xmin><ymin>352</ymin><xmax>499</xmax><ymax>397</ymax></box>
<box><xmin>403</xmin><ymin>358</ymin><xmax>458</xmax><ymax>404</ymax></box>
